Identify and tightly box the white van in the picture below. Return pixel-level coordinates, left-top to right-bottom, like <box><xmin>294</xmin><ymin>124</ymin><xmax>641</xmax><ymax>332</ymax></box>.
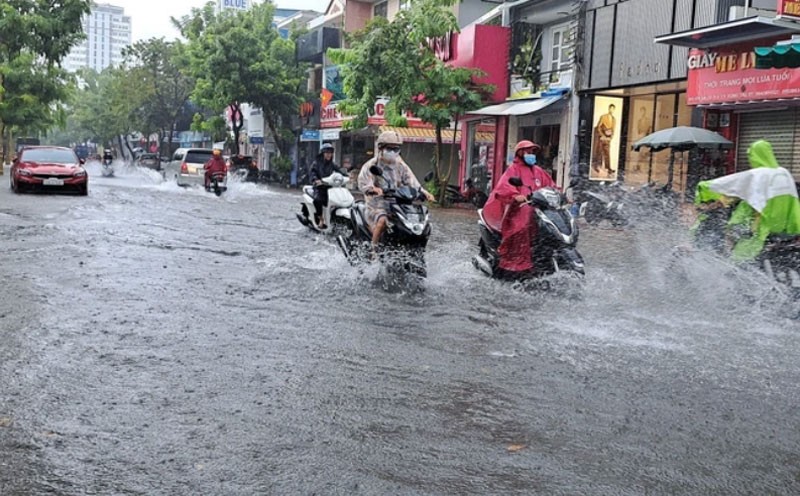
<box><xmin>163</xmin><ymin>148</ymin><xmax>215</xmax><ymax>187</ymax></box>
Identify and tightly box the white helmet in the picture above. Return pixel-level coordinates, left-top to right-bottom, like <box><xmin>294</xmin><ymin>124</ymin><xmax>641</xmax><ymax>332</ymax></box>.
<box><xmin>377</xmin><ymin>130</ymin><xmax>402</xmax><ymax>148</ymax></box>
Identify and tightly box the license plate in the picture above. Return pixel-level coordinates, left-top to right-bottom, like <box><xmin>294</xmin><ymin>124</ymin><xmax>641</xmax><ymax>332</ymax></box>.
<box><xmin>43</xmin><ymin>178</ymin><xmax>64</xmax><ymax>186</ymax></box>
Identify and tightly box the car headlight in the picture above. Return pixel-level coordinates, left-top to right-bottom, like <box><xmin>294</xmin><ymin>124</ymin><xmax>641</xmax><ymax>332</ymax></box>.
<box><xmin>18</xmin><ymin>169</ymin><xmax>32</xmax><ymax>176</ymax></box>
<box><xmin>74</xmin><ymin>169</ymin><xmax>87</xmax><ymax>177</ymax></box>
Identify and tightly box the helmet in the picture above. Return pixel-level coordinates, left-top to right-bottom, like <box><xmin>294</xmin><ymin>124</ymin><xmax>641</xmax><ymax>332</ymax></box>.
<box><xmin>320</xmin><ymin>143</ymin><xmax>334</xmax><ymax>153</ymax></box>
<box><xmin>377</xmin><ymin>130</ymin><xmax>403</xmax><ymax>148</ymax></box>
<box><xmin>514</xmin><ymin>140</ymin><xmax>541</xmax><ymax>155</ymax></box>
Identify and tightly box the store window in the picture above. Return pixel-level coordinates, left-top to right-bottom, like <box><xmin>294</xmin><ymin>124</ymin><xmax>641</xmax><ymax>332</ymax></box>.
<box><xmin>373</xmin><ymin>1</ymin><xmax>388</xmax><ymax>18</ymax></box>
<box><xmin>625</xmin><ymin>96</ymin><xmax>654</xmax><ymax>185</ymax></box>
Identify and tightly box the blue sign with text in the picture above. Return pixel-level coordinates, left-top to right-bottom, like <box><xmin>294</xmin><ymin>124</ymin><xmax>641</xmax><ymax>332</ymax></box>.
<box><xmin>300</xmin><ymin>130</ymin><xmax>320</xmax><ymax>142</ymax></box>
<box><xmin>249</xmin><ymin>136</ymin><xmax>264</xmax><ymax>145</ymax></box>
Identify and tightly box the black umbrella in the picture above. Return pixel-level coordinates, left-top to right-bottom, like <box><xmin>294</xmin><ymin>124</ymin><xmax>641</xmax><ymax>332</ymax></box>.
<box><xmin>632</xmin><ymin>126</ymin><xmax>732</xmax><ymax>190</ymax></box>
<box><xmin>632</xmin><ymin>126</ymin><xmax>733</xmax><ymax>152</ymax></box>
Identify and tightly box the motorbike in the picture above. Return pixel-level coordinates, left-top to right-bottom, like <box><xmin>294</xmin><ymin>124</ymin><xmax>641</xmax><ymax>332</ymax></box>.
<box><xmin>337</xmin><ymin>165</ymin><xmax>431</xmax><ymax>281</ymax></box>
<box><xmin>757</xmin><ymin>234</ymin><xmax>800</xmax><ymax>298</ymax></box>
<box><xmin>296</xmin><ymin>171</ymin><xmax>354</xmax><ymax>236</ymax></box>
<box><xmin>101</xmin><ymin>157</ymin><xmax>115</xmax><ymax>177</ymax></box>
<box><xmin>205</xmin><ymin>171</ymin><xmax>228</xmax><ymax>197</ymax></box>
<box><xmin>575</xmin><ymin>180</ymin><xmax>628</xmax><ymax>227</ymax></box>
<box><xmin>473</xmin><ymin>179</ymin><xmax>585</xmax><ymax>283</ymax></box>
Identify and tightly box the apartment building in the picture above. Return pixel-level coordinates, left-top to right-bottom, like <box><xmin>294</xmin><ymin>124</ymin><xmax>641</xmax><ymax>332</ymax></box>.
<box><xmin>63</xmin><ymin>3</ymin><xmax>132</xmax><ymax>73</ymax></box>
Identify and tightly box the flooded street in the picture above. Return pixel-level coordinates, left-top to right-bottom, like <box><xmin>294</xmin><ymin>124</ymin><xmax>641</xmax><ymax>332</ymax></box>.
<box><xmin>1</xmin><ymin>163</ymin><xmax>799</xmax><ymax>495</ymax></box>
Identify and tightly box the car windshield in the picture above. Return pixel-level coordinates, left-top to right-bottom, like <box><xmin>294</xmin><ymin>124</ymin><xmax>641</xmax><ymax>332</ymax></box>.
<box><xmin>185</xmin><ymin>151</ymin><xmax>213</xmax><ymax>163</ymax></box>
<box><xmin>21</xmin><ymin>148</ymin><xmax>77</xmax><ymax>164</ymax></box>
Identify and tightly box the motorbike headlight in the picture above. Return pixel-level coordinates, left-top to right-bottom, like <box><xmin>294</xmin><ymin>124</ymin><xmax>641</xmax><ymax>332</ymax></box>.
<box><xmin>18</xmin><ymin>169</ymin><xmax>33</xmax><ymax>176</ymax></box>
<box><xmin>74</xmin><ymin>169</ymin><xmax>87</xmax><ymax>177</ymax></box>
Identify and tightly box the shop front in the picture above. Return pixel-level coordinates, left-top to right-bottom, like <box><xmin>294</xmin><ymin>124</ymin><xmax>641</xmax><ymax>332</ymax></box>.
<box><xmin>656</xmin><ymin>14</ymin><xmax>800</xmax><ymax>180</ymax></box>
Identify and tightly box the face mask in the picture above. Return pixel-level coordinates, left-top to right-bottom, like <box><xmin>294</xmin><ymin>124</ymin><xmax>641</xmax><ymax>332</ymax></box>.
<box><xmin>523</xmin><ymin>154</ymin><xmax>537</xmax><ymax>166</ymax></box>
<box><xmin>383</xmin><ymin>150</ymin><xmax>399</xmax><ymax>162</ymax></box>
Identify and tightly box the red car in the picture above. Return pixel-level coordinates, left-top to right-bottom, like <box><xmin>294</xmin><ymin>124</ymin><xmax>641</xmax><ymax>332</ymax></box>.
<box><xmin>11</xmin><ymin>146</ymin><xmax>88</xmax><ymax>195</ymax></box>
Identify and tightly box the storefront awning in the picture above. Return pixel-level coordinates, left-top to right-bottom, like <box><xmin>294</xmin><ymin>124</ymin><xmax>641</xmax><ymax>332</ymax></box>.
<box><xmin>378</xmin><ymin>126</ymin><xmax>494</xmax><ymax>144</ymax></box>
<box><xmin>755</xmin><ymin>39</ymin><xmax>800</xmax><ymax>68</ymax></box>
<box><xmin>469</xmin><ymin>95</ymin><xmax>565</xmax><ymax>116</ymax></box>
<box><xmin>654</xmin><ymin>16</ymin><xmax>800</xmax><ymax>49</ymax></box>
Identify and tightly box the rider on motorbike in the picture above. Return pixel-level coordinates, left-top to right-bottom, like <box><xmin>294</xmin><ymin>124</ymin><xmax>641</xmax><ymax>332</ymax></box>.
<box><xmin>481</xmin><ymin>140</ymin><xmax>558</xmax><ymax>278</ymax></box>
<box><xmin>310</xmin><ymin>143</ymin><xmax>347</xmax><ymax>228</ymax></box>
<box><xmin>102</xmin><ymin>149</ymin><xmax>113</xmax><ymax>163</ymax></box>
<box><xmin>204</xmin><ymin>148</ymin><xmax>227</xmax><ymax>188</ymax></box>
<box><xmin>695</xmin><ymin>139</ymin><xmax>800</xmax><ymax>260</ymax></box>
<box><xmin>357</xmin><ymin>131</ymin><xmax>435</xmax><ymax>252</ymax></box>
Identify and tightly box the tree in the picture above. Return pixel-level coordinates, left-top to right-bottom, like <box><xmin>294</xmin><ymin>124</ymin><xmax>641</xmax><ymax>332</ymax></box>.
<box><xmin>0</xmin><ymin>0</ymin><xmax>91</xmax><ymax>166</ymax></box>
<box><xmin>176</xmin><ymin>1</ymin><xmax>306</xmax><ymax>156</ymax></box>
<box><xmin>329</xmin><ymin>0</ymin><xmax>491</xmax><ymax>204</ymax></box>
<box><xmin>122</xmin><ymin>38</ymin><xmax>194</xmax><ymax>156</ymax></box>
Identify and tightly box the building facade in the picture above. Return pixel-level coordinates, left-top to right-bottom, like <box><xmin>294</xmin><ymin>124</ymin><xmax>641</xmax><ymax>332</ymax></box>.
<box><xmin>63</xmin><ymin>3</ymin><xmax>132</xmax><ymax>73</ymax></box>
<box><xmin>576</xmin><ymin>0</ymin><xmax>789</xmax><ymax>194</ymax></box>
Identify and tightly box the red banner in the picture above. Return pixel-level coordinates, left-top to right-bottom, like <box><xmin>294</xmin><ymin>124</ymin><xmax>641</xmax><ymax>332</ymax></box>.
<box><xmin>686</xmin><ymin>46</ymin><xmax>800</xmax><ymax>105</ymax></box>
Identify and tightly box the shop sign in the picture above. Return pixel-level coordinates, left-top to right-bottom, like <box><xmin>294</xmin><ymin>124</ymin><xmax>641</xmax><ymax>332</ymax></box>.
<box><xmin>300</xmin><ymin>130</ymin><xmax>320</xmax><ymax>142</ymax></box>
<box><xmin>321</xmin><ymin>128</ymin><xmax>341</xmax><ymax>141</ymax></box>
<box><xmin>778</xmin><ymin>0</ymin><xmax>800</xmax><ymax>19</ymax></box>
<box><xmin>321</xmin><ymin>98</ymin><xmax>425</xmax><ymax>128</ymax></box>
<box><xmin>249</xmin><ymin>136</ymin><xmax>264</xmax><ymax>145</ymax></box>
<box><xmin>687</xmin><ymin>46</ymin><xmax>800</xmax><ymax>105</ymax></box>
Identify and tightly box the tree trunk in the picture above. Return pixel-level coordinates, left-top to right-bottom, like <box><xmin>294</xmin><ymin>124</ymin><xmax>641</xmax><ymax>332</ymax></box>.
<box><xmin>123</xmin><ymin>134</ymin><xmax>135</xmax><ymax>159</ymax></box>
<box><xmin>264</xmin><ymin>112</ymin><xmax>283</xmax><ymax>157</ymax></box>
<box><xmin>445</xmin><ymin>116</ymin><xmax>459</xmax><ymax>188</ymax></box>
<box><xmin>434</xmin><ymin>124</ymin><xmax>447</xmax><ymax>205</ymax></box>
<box><xmin>117</xmin><ymin>135</ymin><xmax>126</xmax><ymax>162</ymax></box>
<box><xmin>0</xmin><ymin>121</ymin><xmax>6</xmax><ymax>175</ymax></box>
<box><xmin>0</xmin><ymin>73</ymin><xmax>4</xmax><ymax>174</ymax></box>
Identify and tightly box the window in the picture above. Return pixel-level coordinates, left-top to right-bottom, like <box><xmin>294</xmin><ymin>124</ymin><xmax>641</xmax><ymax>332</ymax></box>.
<box><xmin>373</xmin><ymin>1</ymin><xmax>388</xmax><ymax>18</ymax></box>
<box><xmin>549</xmin><ymin>24</ymin><xmax>572</xmax><ymax>72</ymax></box>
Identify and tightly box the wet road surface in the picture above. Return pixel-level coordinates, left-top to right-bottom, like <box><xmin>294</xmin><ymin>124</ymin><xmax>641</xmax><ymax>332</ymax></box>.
<box><xmin>1</xmin><ymin>163</ymin><xmax>799</xmax><ymax>495</ymax></box>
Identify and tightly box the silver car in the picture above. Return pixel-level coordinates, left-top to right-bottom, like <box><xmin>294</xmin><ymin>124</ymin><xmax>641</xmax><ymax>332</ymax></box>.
<box><xmin>163</xmin><ymin>148</ymin><xmax>215</xmax><ymax>187</ymax></box>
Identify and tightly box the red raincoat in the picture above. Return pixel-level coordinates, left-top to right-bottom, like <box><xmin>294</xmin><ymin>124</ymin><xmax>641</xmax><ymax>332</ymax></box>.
<box><xmin>482</xmin><ymin>157</ymin><xmax>557</xmax><ymax>272</ymax></box>
<box><xmin>204</xmin><ymin>156</ymin><xmax>227</xmax><ymax>186</ymax></box>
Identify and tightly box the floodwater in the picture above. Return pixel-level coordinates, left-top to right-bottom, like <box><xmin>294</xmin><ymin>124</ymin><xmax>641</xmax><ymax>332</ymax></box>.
<box><xmin>1</xmin><ymin>161</ymin><xmax>798</xmax><ymax>495</ymax></box>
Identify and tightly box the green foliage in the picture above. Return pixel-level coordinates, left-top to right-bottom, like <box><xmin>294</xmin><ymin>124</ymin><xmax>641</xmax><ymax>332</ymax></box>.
<box><xmin>511</xmin><ymin>31</ymin><xmax>543</xmax><ymax>92</ymax></box>
<box><xmin>179</xmin><ymin>2</ymin><xmax>307</xmax><ymax>156</ymax></box>
<box><xmin>328</xmin><ymin>0</ymin><xmax>491</xmax><ymax>203</ymax></box>
<box><xmin>0</xmin><ymin>0</ymin><xmax>91</xmax><ymax>161</ymax></box>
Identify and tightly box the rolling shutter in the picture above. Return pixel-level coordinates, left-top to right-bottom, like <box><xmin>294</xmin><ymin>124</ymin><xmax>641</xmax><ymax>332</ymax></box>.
<box><xmin>736</xmin><ymin>109</ymin><xmax>796</xmax><ymax>174</ymax></box>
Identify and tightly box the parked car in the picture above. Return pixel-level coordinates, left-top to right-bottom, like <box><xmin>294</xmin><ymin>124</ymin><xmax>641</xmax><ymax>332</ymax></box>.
<box><xmin>135</xmin><ymin>153</ymin><xmax>161</xmax><ymax>171</ymax></box>
<box><xmin>162</xmin><ymin>148</ymin><xmax>215</xmax><ymax>187</ymax></box>
<box><xmin>227</xmin><ymin>154</ymin><xmax>259</xmax><ymax>182</ymax></box>
<box><xmin>10</xmin><ymin>146</ymin><xmax>88</xmax><ymax>195</ymax></box>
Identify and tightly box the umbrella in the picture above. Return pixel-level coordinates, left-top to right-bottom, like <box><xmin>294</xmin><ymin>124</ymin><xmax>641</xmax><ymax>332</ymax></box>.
<box><xmin>632</xmin><ymin>126</ymin><xmax>733</xmax><ymax>152</ymax></box>
<box><xmin>632</xmin><ymin>126</ymin><xmax>733</xmax><ymax>190</ymax></box>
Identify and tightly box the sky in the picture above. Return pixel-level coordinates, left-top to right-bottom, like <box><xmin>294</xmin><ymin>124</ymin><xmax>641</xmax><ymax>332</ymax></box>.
<box><xmin>112</xmin><ymin>0</ymin><xmax>329</xmax><ymax>42</ymax></box>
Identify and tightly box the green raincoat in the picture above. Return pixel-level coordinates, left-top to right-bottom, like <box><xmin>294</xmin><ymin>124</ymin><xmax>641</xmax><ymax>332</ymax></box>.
<box><xmin>695</xmin><ymin>140</ymin><xmax>800</xmax><ymax>260</ymax></box>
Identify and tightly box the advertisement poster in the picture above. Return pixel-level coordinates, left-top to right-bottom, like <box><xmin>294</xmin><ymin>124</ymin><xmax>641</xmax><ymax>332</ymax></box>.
<box><xmin>626</xmin><ymin>97</ymin><xmax>654</xmax><ymax>177</ymax></box>
<box><xmin>324</xmin><ymin>65</ymin><xmax>346</xmax><ymax>102</ymax></box>
<box><xmin>590</xmin><ymin>96</ymin><xmax>623</xmax><ymax>181</ymax></box>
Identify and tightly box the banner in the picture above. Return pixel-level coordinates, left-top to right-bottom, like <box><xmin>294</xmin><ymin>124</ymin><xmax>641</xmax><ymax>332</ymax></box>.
<box><xmin>687</xmin><ymin>46</ymin><xmax>800</xmax><ymax>105</ymax></box>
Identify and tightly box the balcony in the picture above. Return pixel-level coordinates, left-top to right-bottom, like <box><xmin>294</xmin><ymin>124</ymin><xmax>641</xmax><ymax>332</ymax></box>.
<box><xmin>296</xmin><ymin>27</ymin><xmax>341</xmax><ymax>64</ymax></box>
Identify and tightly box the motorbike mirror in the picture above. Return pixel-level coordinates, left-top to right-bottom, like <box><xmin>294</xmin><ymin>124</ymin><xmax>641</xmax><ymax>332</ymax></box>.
<box><xmin>369</xmin><ymin>165</ymin><xmax>383</xmax><ymax>177</ymax></box>
<box><xmin>79</xmin><ymin>158</ymin><xmax>85</xmax><ymax>165</ymax></box>
<box><xmin>508</xmin><ymin>177</ymin><xmax>523</xmax><ymax>187</ymax></box>
<box><xmin>423</xmin><ymin>171</ymin><xmax>434</xmax><ymax>182</ymax></box>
